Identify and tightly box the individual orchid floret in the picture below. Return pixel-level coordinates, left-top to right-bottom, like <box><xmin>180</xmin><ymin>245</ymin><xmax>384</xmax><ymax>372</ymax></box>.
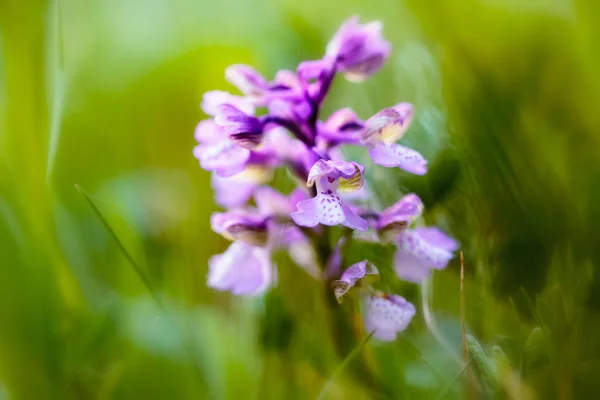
<box><xmin>331</xmin><ymin>260</ymin><xmax>379</xmax><ymax>302</ymax></box>
<box><xmin>291</xmin><ymin>160</ymin><xmax>368</xmax><ymax>231</ymax></box>
<box><xmin>207</xmin><ymin>241</ymin><xmax>273</xmax><ymax>296</ymax></box>
<box><xmin>326</xmin><ymin>16</ymin><xmax>391</xmax><ymax>83</ymax></box>
<box><xmin>225</xmin><ymin>64</ymin><xmax>268</xmax><ymax>102</ymax></box>
<box><xmin>376</xmin><ymin>193</ymin><xmax>424</xmax><ymax>243</ymax></box>
<box><xmin>201</xmin><ymin>90</ymin><xmax>254</xmax><ymax>116</ymax></box>
<box><xmin>363</xmin><ymin>292</ymin><xmax>416</xmax><ymax>341</ymax></box>
<box><xmin>193</xmin><ymin>119</ymin><xmax>250</xmax><ymax>177</ymax></box>
<box><xmin>361</xmin><ymin>102</ymin><xmax>427</xmax><ymax>175</ymax></box>
<box><xmin>214</xmin><ymin>104</ymin><xmax>265</xmax><ymax>149</ymax></box>
<box><xmin>394</xmin><ymin>227</ymin><xmax>459</xmax><ymax>283</ymax></box>
<box><xmin>210</xmin><ymin>211</ymin><xmax>269</xmax><ymax>247</ymax></box>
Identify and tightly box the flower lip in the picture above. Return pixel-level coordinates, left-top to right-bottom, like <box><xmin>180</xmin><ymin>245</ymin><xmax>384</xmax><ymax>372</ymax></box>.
<box><xmin>207</xmin><ymin>241</ymin><xmax>272</xmax><ymax>296</ymax></box>
<box><xmin>393</xmin><ymin>227</ymin><xmax>458</xmax><ymax>283</ymax></box>
<box><xmin>364</xmin><ymin>292</ymin><xmax>416</xmax><ymax>341</ymax></box>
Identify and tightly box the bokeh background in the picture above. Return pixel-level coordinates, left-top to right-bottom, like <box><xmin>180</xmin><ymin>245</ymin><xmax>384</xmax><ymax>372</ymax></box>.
<box><xmin>2</xmin><ymin>0</ymin><xmax>600</xmax><ymax>398</ymax></box>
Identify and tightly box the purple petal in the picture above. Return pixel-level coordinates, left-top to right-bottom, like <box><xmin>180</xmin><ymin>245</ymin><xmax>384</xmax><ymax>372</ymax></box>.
<box><xmin>194</xmin><ymin>119</ymin><xmax>225</xmax><ymax>144</ymax></box>
<box><xmin>414</xmin><ymin>227</ymin><xmax>459</xmax><ymax>252</ymax></box>
<box><xmin>207</xmin><ymin>241</ymin><xmax>272</xmax><ymax>296</ymax></box>
<box><xmin>210</xmin><ymin>211</ymin><xmax>268</xmax><ymax>246</ymax></box>
<box><xmin>393</xmin><ymin>247</ymin><xmax>432</xmax><ymax>283</ymax></box>
<box><xmin>394</xmin><ymin>229</ymin><xmax>455</xmax><ymax>283</ymax></box>
<box><xmin>214</xmin><ymin>104</ymin><xmax>264</xmax><ymax>149</ymax></box>
<box><xmin>377</xmin><ymin>193</ymin><xmax>424</xmax><ymax>242</ymax></box>
<box><xmin>333</xmin><ymin>260</ymin><xmax>380</xmax><ymax>300</ymax></box>
<box><xmin>363</xmin><ymin>293</ymin><xmax>415</xmax><ymax>341</ymax></box>
<box><xmin>211</xmin><ymin>174</ymin><xmax>258</xmax><ymax>209</ymax></box>
<box><xmin>326</xmin><ymin>16</ymin><xmax>391</xmax><ymax>82</ymax></box>
<box><xmin>368</xmin><ymin>142</ymin><xmax>427</xmax><ymax>175</ymax></box>
<box><xmin>290</xmin><ymin>192</ymin><xmax>367</xmax><ymax>231</ymax></box>
<box><xmin>225</xmin><ymin>64</ymin><xmax>267</xmax><ymax>98</ymax></box>
<box><xmin>194</xmin><ymin>140</ymin><xmax>250</xmax><ymax>177</ymax></box>
<box><xmin>201</xmin><ymin>90</ymin><xmax>254</xmax><ymax>116</ymax></box>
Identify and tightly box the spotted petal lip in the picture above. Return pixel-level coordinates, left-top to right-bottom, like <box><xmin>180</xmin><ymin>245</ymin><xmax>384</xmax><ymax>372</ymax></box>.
<box><xmin>394</xmin><ymin>227</ymin><xmax>457</xmax><ymax>283</ymax></box>
<box><xmin>364</xmin><ymin>293</ymin><xmax>416</xmax><ymax>341</ymax></box>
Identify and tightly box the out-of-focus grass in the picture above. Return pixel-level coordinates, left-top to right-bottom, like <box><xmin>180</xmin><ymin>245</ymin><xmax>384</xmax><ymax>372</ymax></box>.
<box><xmin>1</xmin><ymin>0</ymin><xmax>600</xmax><ymax>398</ymax></box>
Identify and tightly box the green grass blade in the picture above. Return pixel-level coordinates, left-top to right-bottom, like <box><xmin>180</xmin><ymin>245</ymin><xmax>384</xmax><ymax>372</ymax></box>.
<box><xmin>75</xmin><ymin>184</ymin><xmax>163</xmax><ymax>309</ymax></box>
<box><xmin>435</xmin><ymin>357</ymin><xmax>475</xmax><ymax>400</ymax></box>
<box><xmin>316</xmin><ymin>330</ymin><xmax>376</xmax><ymax>400</ymax></box>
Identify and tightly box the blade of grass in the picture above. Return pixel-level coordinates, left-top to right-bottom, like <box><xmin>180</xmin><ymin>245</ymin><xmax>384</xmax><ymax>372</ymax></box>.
<box><xmin>316</xmin><ymin>330</ymin><xmax>376</xmax><ymax>400</ymax></box>
<box><xmin>74</xmin><ymin>184</ymin><xmax>210</xmax><ymax>384</ymax></box>
<box><xmin>45</xmin><ymin>0</ymin><xmax>66</xmax><ymax>185</ymax></box>
<box><xmin>75</xmin><ymin>184</ymin><xmax>163</xmax><ymax>309</ymax></box>
<box><xmin>435</xmin><ymin>357</ymin><xmax>475</xmax><ymax>400</ymax></box>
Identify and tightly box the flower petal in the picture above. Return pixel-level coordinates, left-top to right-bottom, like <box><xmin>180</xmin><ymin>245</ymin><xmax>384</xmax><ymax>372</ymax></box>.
<box><xmin>414</xmin><ymin>227</ymin><xmax>459</xmax><ymax>252</ymax></box>
<box><xmin>202</xmin><ymin>90</ymin><xmax>254</xmax><ymax>116</ymax></box>
<box><xmin>225</xmin><ymin>64</ymin><xmax>267</xmax><ymax>98</ymax></box>
<box><xmin>215</xmin><ymin>104</ymin><xmax>264</xmax><ymax>149</ymax></box>
<box><xmin>368</xmin><ymin>142</ymin><xmax>427</xmax><ymax>175</ymax></box>
<box><xmin>210</xmin><ymin>211</ymin><xmax>268</xmax><ymax>246</ymax></box>
<box><xmin>194</xmin><ymin>140</ymin><xmax>250</xmax><ymax>177</ymax></box>
<box><xmin>207</xmin><ymin>241</ymin><xmax>272</xmax><ymax>296</ymax></box>
<box><xmin>333</xmin><ymin>260</ymin><xmax>379</xmax><ymax>301</ymax></box>
<box><xmin>290</xmin><ymin>192</ymin><xmax>367</xmax><ymax>231</ymax></box>
<box><xmin>394</xmin><ymin>229</ymin><xmax>455</xmax><ymax>283</ymax></box>
<box><xmin>377</xmin><ymin>193</ymin><xmax>424</xmax><ymax>243</ymax></box>
<box><xmin>363</xmin><ymin>294</ymin><xmax>415</xmax><ymax>341</ymax></box>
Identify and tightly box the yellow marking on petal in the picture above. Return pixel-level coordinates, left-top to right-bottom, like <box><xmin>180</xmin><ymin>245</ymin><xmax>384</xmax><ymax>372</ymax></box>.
<box><xmin>237</xmin><ymin>166</ymin><xmax>273</xmax><ymax>184</ymax></box>
<box><xmin>338</xmin><ymin>165</ymin><xmax>364</xmax><ymax>193</ymax></box>
<box><xmin>381</xmin><ymin>123</ymin><xmax>406</xmax><ymax>143</ymax></box>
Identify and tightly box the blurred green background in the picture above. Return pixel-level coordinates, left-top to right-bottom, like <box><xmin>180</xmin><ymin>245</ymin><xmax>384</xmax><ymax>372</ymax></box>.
<box><xmin>2</xmin><ymin>0</ymin><xmax>600</xmax><ymax>398</ymax></box>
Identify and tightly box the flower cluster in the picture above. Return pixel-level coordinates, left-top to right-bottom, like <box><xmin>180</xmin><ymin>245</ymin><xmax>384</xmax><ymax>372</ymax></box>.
<box><xmin>194</xmin><ymin>16</ymin><xmax>457</xmax><ymax>341</ymax></box>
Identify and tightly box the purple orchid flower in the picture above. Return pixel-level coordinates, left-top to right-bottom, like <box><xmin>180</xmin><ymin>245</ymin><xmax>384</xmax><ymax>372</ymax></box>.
<box><xmin>326</xmin><ymin>16</ymin><xmax>391</xmax><ymax>83</ymax></box>
<box><xmin>376</xmin><ymin>193</ymin><xmax>424</xmax><ymax>243</ymax></box>
<box><xmin>361</xmin><ymin>102</ymin><xmax>427</xmax><ymax>175</ymax></box>
<box><xmin>193</xmin><ymin>16</ymin><xmax>459</xmax><ymax>342</ymax></box>
<box><xmin>394</xmin><ymin>227</ymin><xmax>459</xmax><ymax>283</ymax></box>
<box><xmin>363</xmin><ymin>293</ymin><xmax>416</xmax><ymax>341</ymax></box>
<box><xmin>291</xmin><ymin>160</ymin><xmax>368</xmax><ymax>231</ymax></box>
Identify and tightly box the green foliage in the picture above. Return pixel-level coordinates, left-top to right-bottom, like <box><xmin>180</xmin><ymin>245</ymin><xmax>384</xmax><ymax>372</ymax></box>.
<box><xmin>2</xmin><ymin>0</ymin><xmax>600</xmax><ymax>398</ymax></box>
